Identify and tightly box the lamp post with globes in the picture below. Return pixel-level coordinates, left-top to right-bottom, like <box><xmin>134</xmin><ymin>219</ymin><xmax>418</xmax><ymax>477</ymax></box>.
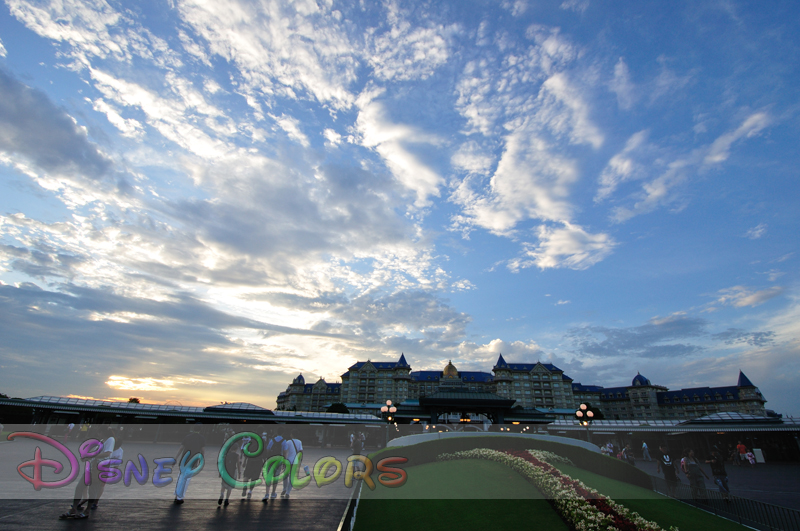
<box><xmin>381</xmin><ymin>400</ymin><xmax>397</xmax><ymax>447</ymax></box>
<box><xmin>575</xmin><ymin>403</ymin><xmax>595</xmax><ymax>444</ymax></box>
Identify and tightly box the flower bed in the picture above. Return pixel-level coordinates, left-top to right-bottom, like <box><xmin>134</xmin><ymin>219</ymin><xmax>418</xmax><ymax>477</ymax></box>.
<box><xmin>439</xmin><ymin>448</ymin><xmax>676</xmax><ymax>531</ymax></box>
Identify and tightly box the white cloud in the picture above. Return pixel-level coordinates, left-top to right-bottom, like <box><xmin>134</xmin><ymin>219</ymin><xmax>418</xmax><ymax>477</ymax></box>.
<box><xmin>537</xmin><ymin>73</ymin><xmax>604</xmax><ymax>149</ymax></box>
<box><xmin>367</xmin><ymin>3</ymin><xmax>458</xmax><ymax>81</ymax></box>
<box><xmin>613</xmin><ymin>112</ymin><xmax>772</xmax><ymax>222</ymax></box>
<box><xmin>560</xmin><ymin>0</ymin><xmax>590</xmax><ymax>13</ymax></box>
<box><xmin>89</xmin><ymin>68</ymin><xmax>228</xmax><ymax>158</ymax></box>
<box><xmin>91</xmin><ymin>98</ymin><xmax>144</xmax><ymax>138</ymax></box>
<box><xmin>704</xmin><ymin>112</ymin><xmax>770</xmax><ymax>165</ymax></box>
<box><xmin>451</xmin><ymin>127</ymin><xmax>578</xmax><ymax>236</ymax></box>
<box><xmin>451</xmin><ymin>141</ymin><xmax>494</xmax><ymax>175</ymax></box>
<box><xmin>609</xmin><ymin>57</ymin><xmax>635</xmax><ymax>110</ymax></box>
<box><xmin>744</xmin><ymin>223</ymin><xmax>767</xmax><ymax>239</ymax></box>
<box><xmin>178</xmin><ymin>0</ymin><xmax>358</xmax><ymax>110</ymax></box>
<box><xmin>556</xmin><ymin>299</ymin><xmax>571</xmax><ymax>305</ymax></box>
<box><xmin>323</xmin><ymin>128</ymin><xmax>342</xmax><ymax>146</ymax></box>
<box><xmin>716</xmin><ymin>285</ymin><xmax>785</xmax><ymax>308</ymax></box>
<box><xmin>0</xmin><ymin>37</ymin><xmax>6</xmax><ymax>57</ymax></box>
<box><xmin>451</xmin><ymin>279</ymin><xmax>476</xmax><ymax>291</ymax></box>
<box><xmin>596</xmin><ymin>129</ymin><xmax>649</xmax><ymax>201</ymax></box>
<box><xmin>356</xmin><ymin>95</ymin><xmax>443</xmax><ymax>207</ymax></box>
<box><xmin>502</xmin><ymin>0</ymin><xmax>529</xmax><ymax>17</ymax></box>
<box><xmin>509</xmin><ymin>222</ymin><xmax>616</xmax><ymax>271</ymax></box>
<box><xmin>272</xmin><ymin>114</ymin><xmax>310</xmax><ymax>147</ymax></box>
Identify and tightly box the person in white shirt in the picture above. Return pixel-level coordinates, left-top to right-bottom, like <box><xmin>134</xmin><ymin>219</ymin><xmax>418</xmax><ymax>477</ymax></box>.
<box><xmin>60</xmin><ymin>428</ymin><xmax>116</xmax><ymax>519</ymax></box>
<box><xmin>280</xmin><ymin>430</ymin><xmax>303</xmax><ymax>498</ymax></box>
<box><xmin>89</xmin><ymin>434</ymin><xmax>122</xmax><ymax>509</ymax></box>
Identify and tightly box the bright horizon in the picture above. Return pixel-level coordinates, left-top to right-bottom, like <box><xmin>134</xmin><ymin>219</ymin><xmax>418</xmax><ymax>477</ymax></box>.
<box><xmin>0</xmin><ymin>1</ymin><xmax>798</xmax><ymax>415</ymax></box>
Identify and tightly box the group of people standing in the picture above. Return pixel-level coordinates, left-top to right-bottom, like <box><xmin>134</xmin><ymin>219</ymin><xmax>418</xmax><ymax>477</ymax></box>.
<box><xmin>656</xmin><ymin>444</ymin><xmax>732</xmax><ymax>502</ymax></box>
<box><xmin>58</xmin><ymin>424</ymin><xmax>306</xmax><ymax>518</ymax></box>
<box><xmin>216</xmin><ymin>428</ymin><xmax>305</xmax><ymax>505</ymax></box>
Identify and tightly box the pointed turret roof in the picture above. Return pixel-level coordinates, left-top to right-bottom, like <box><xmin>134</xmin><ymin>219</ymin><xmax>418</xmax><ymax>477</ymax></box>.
<box><xmin>397</xmin><ymin>353</ymin><xmax>409</xmax><ymax>367</ymax></box>
<box><xmin>738</xmin><ymin>370</ymin><xmax>755</xmax><ymax>387</ymax></box>
<box><xmin>495</xmin><ymin>353</ymin><xmax>508</xmax><ymax>368</ymax></box>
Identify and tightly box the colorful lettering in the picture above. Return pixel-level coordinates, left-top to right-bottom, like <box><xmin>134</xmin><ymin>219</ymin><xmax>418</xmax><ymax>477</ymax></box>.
<box><xmin>345</xmin><ymin>455</ymin><xmax>375</xmax><ymax>490</ymax></box>
<box><xmin>98</xmin><ymin>459</ymin><xmax>123</xmax><ymax>484</ymax></box>
<box><xmin>290</xmin><ymin>452</ymin><xmax>311</xmax><ymax>489</ymax></box>
<box><xmin>313</xmin><ymin>456</ymin><xmax>342</xmax><ymax>488</ymax></box>
<box><xmin>376</xmin><ymin>457</ymin><xmax>408</xmax><ymax>488</ymax></box>
<box><xmin>152</xmin><ymin>457</ymin><xmax>175</xmax><ymax>487</ymax></box>
<box><xmin>9</xmin><ymin>432</ymin><xmax>79</xmax><ymax>490</ymax></box>
<box><xmin>123</xmin><ymin>455</ymin><xmax>149</xmax><ymax>487</ymax></box>
<box><xmin>217</xmin><ymin>432</ymin><xmax>263</xmax><ymax>489</ymax></box>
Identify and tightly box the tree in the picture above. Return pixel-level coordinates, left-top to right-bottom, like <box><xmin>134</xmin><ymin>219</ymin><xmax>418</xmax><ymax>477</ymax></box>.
<box><xmin>0</xmin><ymin>392</ymin><xmax>8</xmax><ymax>399</ymax></box>
<box><xmin>128</xmin><ymin>397</ymin><xmax>140</xmax><ymax>403</ymax></box>
<box><xmin>326</xmin><ymin>403</ymin><xmax>349</xmax><ymax>414</ymax></box>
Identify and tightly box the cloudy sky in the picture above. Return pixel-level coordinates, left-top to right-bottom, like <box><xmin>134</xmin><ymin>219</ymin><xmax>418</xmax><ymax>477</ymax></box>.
<box><xmin>0</xmin><ymin>0</ymin><xmax>798</xmax><ymax>415</ymax></box>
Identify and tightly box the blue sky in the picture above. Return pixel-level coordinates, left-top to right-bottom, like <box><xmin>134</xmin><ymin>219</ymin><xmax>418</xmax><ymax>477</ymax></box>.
<box><xmin>0</xmin><ymin>0</ymin><xmax>798</xmax><ymax>415</ymax></box>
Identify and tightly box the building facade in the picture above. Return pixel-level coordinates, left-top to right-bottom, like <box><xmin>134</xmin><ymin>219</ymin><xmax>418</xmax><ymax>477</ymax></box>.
<box><xmin>570</xmin><ymin>371</ymin><xmax>767</xmax><ymax>420</ymax></box>
<box><xmin>277</xmin><ymin>355</ymin><xmax>769</xmax><ymax>418</ymax></box>
<box><xmin>275</xmin><ymin>374</ymin><xmax>341</xmax><ymax>411</ymax></box>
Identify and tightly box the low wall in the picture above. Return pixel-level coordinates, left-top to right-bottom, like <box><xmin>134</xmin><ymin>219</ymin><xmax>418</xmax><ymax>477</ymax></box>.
<box><xmin>387</xmin><ymin>431</ymin><xmax>600</xmax><ymax>453</ymax></box>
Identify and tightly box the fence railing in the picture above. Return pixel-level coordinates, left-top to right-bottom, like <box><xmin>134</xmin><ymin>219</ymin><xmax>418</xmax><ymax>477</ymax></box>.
<box><xmin>650</xmin><ymin>475</ymin><xmax>800</xmax><ymax>531</ymax></box>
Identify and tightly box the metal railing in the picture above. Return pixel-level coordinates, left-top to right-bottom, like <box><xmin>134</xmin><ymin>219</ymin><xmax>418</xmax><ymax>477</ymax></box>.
<box><xmin>650</xmin><ymin>476</ymin><xmax>800</xmax><ymax>531</ymax></box>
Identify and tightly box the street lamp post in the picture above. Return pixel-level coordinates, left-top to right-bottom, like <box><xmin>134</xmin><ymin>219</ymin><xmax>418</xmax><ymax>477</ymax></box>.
<box><xmin>575</xmin><ymin>403</ymin><xmax>595</xmax><ymax>444</ymax></box>
<box><xmin>381</xmin><ymin>400</ymin><xmax>397</xmax><ymax>447</ymax></box>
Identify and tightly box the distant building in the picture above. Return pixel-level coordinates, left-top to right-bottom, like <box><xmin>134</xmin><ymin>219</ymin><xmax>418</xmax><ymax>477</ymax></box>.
<box><xmin>570</xmin><ymin>371</ymin><xmax>767</xmax><ymax>420</ymax></box>
<box><xmin>275</xmin><ymin>374</ymin><xmax>341</xmax><ymax>411</ymax></box>
<box><xmin>278</xmin><ymin>355</ymin><xmax>769</xmax><ymax>418</ymax></box>
<box><xmin>279</xmin><ymin>354</ymin><xmax>577</xmax><ymax>411</ymax></box>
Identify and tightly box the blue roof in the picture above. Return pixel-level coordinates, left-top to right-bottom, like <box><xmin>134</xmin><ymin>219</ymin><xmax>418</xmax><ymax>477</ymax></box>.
<box><xmin>738</xmin><ymin>370</ymin><xmax>755</xmax><ymax>387</ymax></box>
<box><xmin>502</xmin><ymin>362</ymin><xmax>564</xmax><ymax>373</ymax></box>
<box><xmin>302</xmin><ymin>383</ymin><xmax>341</xmax><ymax>393</ymax></box>
<box><xmin>657</xmin><ymin>386</ymin><xmax>739</xmax><ymax>404</ymax></box>
<box><xmin>494</xmin><ymin>354</ymin><xmax>508</xmax><ymax>368</ymax></box>
<box><xmin>347</xmin><ymin>354</ymin><xmax>410</xmax><ymax>371</ymax></box>
<box><xmin>412</xmin><ymin>371</ymin><xmax>442</xmax><ymax>381</ymax></box>
<box><xmin>573</xmin><ymin>383</ymin><xmax>604</xmax><ymax>392</ymax></box>
<box><xmin>598</xmin><ymin>386</ymin><xmax>629</xmax><ymax>400</ymax></box>
<box><xmin>632</xmin><ymin>373</ymin><xmax>651</xmax><ymax>386</ymax></box>
<box><xmin>410</xmin><ymin>370</ymin><xmax>493</xmax><ymax>382</ymax></box>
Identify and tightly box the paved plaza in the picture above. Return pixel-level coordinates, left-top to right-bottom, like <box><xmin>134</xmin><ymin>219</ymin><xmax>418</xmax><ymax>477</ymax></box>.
<box><xmin>0</xmin><ymin>499</ymin><xmax>349</xmax><ymax>531</ymax></box>
<box><xmin>0</xmin><ymin>438</ymin><xmax>355</xmax><ymax>530</ymax></box>
<box><xmin>2</xmin><ymin>437</ymin><xmax>800</xmax><ymax>529</ymax></box>
<box><xmin>635</xmin><ymin>457</ymin><xmax>800</xmax><ymax>511</ymax></box>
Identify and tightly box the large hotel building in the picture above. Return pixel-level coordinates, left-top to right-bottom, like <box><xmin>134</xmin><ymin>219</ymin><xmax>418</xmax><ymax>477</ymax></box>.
<box><xmin>276</xmin><ymin>354</ymin><xmax>768</xmax><ymax>420</ymax></box>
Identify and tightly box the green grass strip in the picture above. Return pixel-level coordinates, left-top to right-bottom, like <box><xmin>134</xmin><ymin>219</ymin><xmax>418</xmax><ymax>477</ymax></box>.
<box><xmin>354</xmin><ymin>459</ymin><xmax>569</xmax><ymax>531</ymax></box>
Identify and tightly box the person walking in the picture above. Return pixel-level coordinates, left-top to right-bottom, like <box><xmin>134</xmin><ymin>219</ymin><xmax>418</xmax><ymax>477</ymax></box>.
<box><xmin>736</xmin><ymin>440</ymin><xmax>747</xmax><ymax>466</ymax></box>
<box><xmin>706</xmin><ymin>448</ymin><xmax>731</xmax><ymax>502</ymax></box>
<box><xmin>218</xmin><ymin>441</ymin><xmax>241</xmax><ymax>506</ymax></box>
<box><xmin>642</xmin><ymin>441</ymin><xmax>652</xmax><ymax>462</ymax></box>
<box><xmin>682</xmin><ymin>449</ymin><xmax>710</xmax><ymax>501</ymax></box>
<box><xmin>263</xmin><ymin>430</ymin><xmax>285</xmax><ymax>501</ymax></box>
<box><xmin>280</xmin><ymin>429</ymin><xmax>304</xmax><ymax>499</ymax></box>
<box><xmin>622</xmin><ymin>444</ymin><xmax>636</xmax><ymax>466</ymax></box>
<box><xmin>64</xmin><ymin>423</ymin><xmax>75</xmax><ymax>443</ymax></box>
<box><xmin>59</xmin><ymin>427</ymin><xmax>116</xmax><ymax>519</ymax></box>
<box><xmin>656</xmin><ymin>444</ymin><xmax>679</xmax><ymax>497</ymax></box>
<box><xmin>88</xmin><ymin>433</ymin><xmax>122</xmax><ymax>510</ymax></box>
<box><xmin>240</xmin><ymin>435</ymin><xmax>268</xmax><ymax>500</ymax></box>
<box><xmin>173</xmin><ymin>423</ymin><xmax>206</xmax><ymax>505</ymax></box>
